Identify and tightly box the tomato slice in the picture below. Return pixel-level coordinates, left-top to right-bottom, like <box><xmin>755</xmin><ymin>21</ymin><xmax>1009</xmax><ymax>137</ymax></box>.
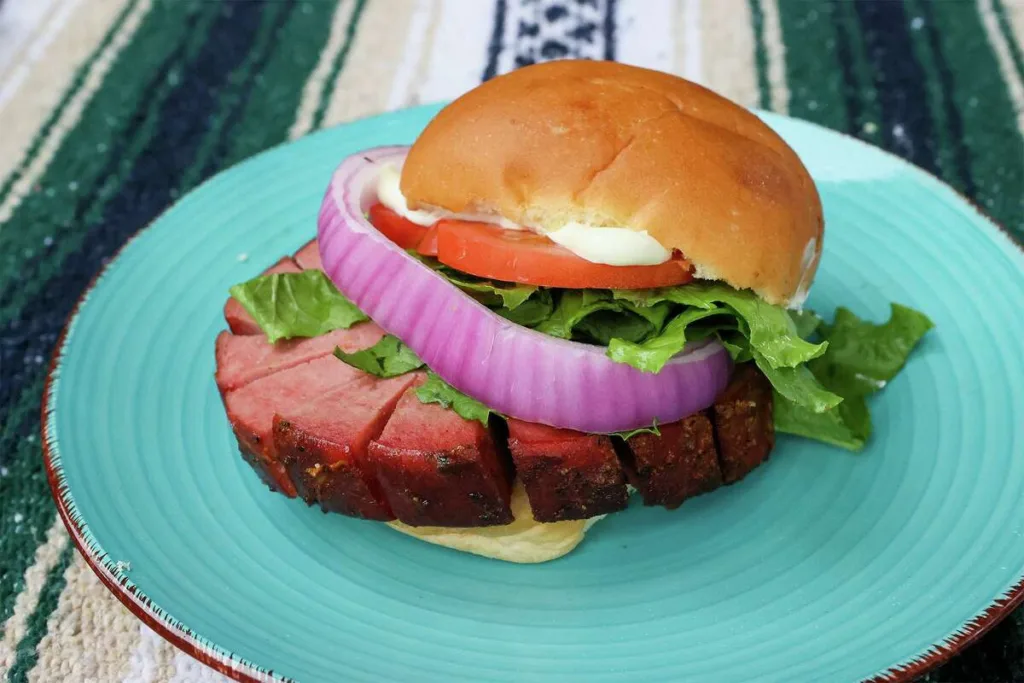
<box><xmin>367</xmin><ymin>203</ymin><xmax>427</xmax><ymax>249</ymax></box>
<box><xmin>434</xmin><ymin>219</ymin><xmax>692</xmax><ymax>289</ymax></box>
<box><xmin>416</xmin><ymin>224</ymin><xmax>439</xmax><ymax>257</ymax></box>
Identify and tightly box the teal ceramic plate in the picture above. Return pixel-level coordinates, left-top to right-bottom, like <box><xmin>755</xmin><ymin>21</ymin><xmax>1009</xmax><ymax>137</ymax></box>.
<box><xmin>44</xmin><ymin>106</ymin><xmax>1024</xmax><ymax>683</ymax></box>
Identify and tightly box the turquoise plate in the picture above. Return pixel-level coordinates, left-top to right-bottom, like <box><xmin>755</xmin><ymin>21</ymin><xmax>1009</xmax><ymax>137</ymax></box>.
<box><xmin>44</xmin><ymin>106</ymin><xmax>1024</xmax><ymax>683</ymax></box>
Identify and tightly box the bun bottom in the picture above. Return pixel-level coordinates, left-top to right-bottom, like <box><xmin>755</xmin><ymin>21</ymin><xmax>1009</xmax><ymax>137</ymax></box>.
<box><xmin>387</xmin><ymin>483</ymin><xmax>604</xmax><ymax>563</ymax></box>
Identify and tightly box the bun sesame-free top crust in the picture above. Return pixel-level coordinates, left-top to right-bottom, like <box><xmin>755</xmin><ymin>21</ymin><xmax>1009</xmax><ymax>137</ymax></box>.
<box><xmin>400</xmin><ymin>60</ymin><xmax>824</xmax><ymax>305</ymax></box>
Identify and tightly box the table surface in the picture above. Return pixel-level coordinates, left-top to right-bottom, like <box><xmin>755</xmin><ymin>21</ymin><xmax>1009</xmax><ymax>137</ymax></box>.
<box><xmin>0</xmin><ymin>1</ymin><xmax>1022</xmax><ymax>681</ymax></box>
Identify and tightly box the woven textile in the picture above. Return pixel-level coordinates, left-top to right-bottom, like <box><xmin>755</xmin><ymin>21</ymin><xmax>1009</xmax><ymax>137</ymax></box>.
<box><xmin>0</xmin><ymin>1</ymin><xmax>1022</xmax><ymax>681</ymax></box>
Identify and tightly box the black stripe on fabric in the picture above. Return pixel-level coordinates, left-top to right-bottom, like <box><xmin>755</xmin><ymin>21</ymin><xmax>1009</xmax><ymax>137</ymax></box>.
<box><xmin>917</xmin><ymin>0</ymin><xmax>978</xmax><ymax>198</ymax></box>
<box><xmin>0</xmin><ymin>1</ymin><xmax>271</xmax><ymax>458</ymax></box>
<box><xmin>831</xmin><ymin>0</ymin><xmax>863</xmax><ymax>136</ymax></box>
<box><xmin>568</xmin><ymin>0</ymin><xmax>582</xmax><ymax>58</ymax></box>
<box><xmin>603</xmin><ymin>0</ymin><xmax>617</xmax><ymax>60</ymax></box>
<box><xmin>0</xmin><ymin>8</ymin><xmax>208</xmax><ymax>437</ymax></box>
<box><xmin>747</xmin><ymin>0</ymin><xmax>771</xmax><ymax>111</ymax></box>
<box><xmin>507</xmin><ymin>1</ymin><xmax>610</xmax><ymax>71</ymax></box>
<box><xmin>200</xmin><ymin>1</ymin><xmax>299</xmax><ymax>181</ymax></box>
<box><xmin>482</xmin><ymin>0</ymin><xmax>508</xmax><ymax>81</ymax></box>
<box><xmin>853</xmin><ymin>0</ymin><xmax>939</xmax><ymax>174</ymax></box>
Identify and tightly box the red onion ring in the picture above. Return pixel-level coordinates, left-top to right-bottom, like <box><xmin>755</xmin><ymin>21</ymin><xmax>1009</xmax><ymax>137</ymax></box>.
<box><xmin>317</xmin><ymin>147</ymin><xmax>732</xmax><ymax>433</ymax></box>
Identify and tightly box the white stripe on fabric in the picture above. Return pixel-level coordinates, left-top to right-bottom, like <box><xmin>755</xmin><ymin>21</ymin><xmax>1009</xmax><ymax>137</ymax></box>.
<box><xmin>27</xmin><ymin>554</ymin><xmax>140</xmax><ymax>683</ymax></box>
<box><xmin>700</xmin><ymin>0</ymin><xmax>759</xmax><ymax>107</ymax></box>
<box><xmin>1005</xmin><ymin>0</ymin><xmax>1024</xmax><ymax>49</ymax></box>
<box><xmin>0</xmin><ymin>0</ymin><xmax>64</xmax><ymax>85</ymax></box>
<box><xmin>760</xmin><ymin>0</ymin><xmax>789</xmax><ymax>113</ymax></box>
<box><xmin>288</xmin><ymin>0</ymin><xmax>360</xmax><ymax>139</ymax></box>
<box><xmin>680</xmin><ymin>0</ymin><xmax>703</xmax><ymax>83</ymax></box>
<box><xmin>386</xmin><ymin>0</ymin><xmax>438</xmax><ymax>110</ymax></box>
<box><xmin>0</xmin><ymin>0</ymin><xmax>84</xmax><ymax>112</ymax></box>
<box><xmin>0</xmin><ymin>520</ymin><xmax>69</xmax><ymax>677</ymax></box>
<box><xmin>168</xmin><ymin>651</ymin><xmax>231</xmax><ymax>683</ymax></box>
<box><xmin>417</xmin><ymin>0</ymin><xmax>498</xmax><ymax>103</ymax></box>
<box><xmin>319</xmin><ymin>0</ymin><xmax>420</xmax><ymax>125</ymax></box>
<box><xmin>121</xmin><ymin>625</ymin><xmax>176</xmax><ymax>683</ymax></box>
<box><xmin>979</xmin><ymin>0</ymin><xmax>1024</xmax><ymax>136</ymax></box>
<box><xmin>0</xmin><ymin>0</ymin><xmax>150</xmax><ymax>225</ymax></box>
<box><xmin>613</xmin><ymin>0</ymin><xmax>674</xmax><ymax>73</ymax></box>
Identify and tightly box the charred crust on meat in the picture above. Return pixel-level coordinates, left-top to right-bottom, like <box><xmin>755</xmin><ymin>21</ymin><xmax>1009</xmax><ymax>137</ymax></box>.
<box><xmin>710</xmin><ymin>364</ymin><xmax>775</xmax><ymax>485</ymax></box>
<box><xmin>622</xmin><ymin>412</ymin><xmax>723</xmax><ymax>509</ymax></box>
<box><xmin>508</xmin><ymin>428</ymin><xmax>628</xmax><ymax>522</ymax></box>
<box><xmin>273</xmin><ymin>415</ymin><xmax>395</xmax><ymax>521</ymax></box>
<box><xmin>220</xmin><ymin>265</ymin><xmax>777</xmax><ymax>528</ymax></box>
<box><xmin>369</xmin><ymin>422</ymin><xmax>514</xmax><ymax>527</ymax></box>
<box><xmin>610</xmin><ymin>366</ymin><xmax>774</xmax><ymax>509</ymax></box>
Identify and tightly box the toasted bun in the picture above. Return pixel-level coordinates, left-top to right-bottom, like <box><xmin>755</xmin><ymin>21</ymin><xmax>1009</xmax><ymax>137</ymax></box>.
<box><xmin>401</xmin><ymin>60</ymin><xmax>823</xmax><ymax>304</ymax></box>
<box><xmin>387</xmin><ymin>483</ymin><xmax>601</xmax><ymax>563</ymax></box>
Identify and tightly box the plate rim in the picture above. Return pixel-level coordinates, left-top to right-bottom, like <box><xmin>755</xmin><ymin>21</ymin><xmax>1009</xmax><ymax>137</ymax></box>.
<box><xmin>40</xmin><ymin>104</ymin><xmax>1024</xmax><ymax>683</ymax></box>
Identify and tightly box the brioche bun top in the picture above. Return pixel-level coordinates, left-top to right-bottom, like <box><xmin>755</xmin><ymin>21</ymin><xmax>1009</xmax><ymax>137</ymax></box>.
<box><xmin>400</xmin><ymin>60</ymin><xmax>823</xmax><ymax>304</ymax></box>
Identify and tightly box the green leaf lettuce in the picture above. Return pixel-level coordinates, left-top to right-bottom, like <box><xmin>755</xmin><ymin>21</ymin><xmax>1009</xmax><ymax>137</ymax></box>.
<box><xmin>774</xmin><ymin>304</ymin><xmax>934</xmax><ymax>450</ymax></box>
<box><xmin>228</xmin><ymin>270</ymin><xmax>367</xmax><ymax>343</ymax></box>
<box><xmin>415</xmin><ymin>372</ymin><xmax>493</xmax><ymax>426</ymax></box>
<box><xmin>334</xmin><ymin>335</ymin><xmax>424</xmax><ymax>378</ymax></box>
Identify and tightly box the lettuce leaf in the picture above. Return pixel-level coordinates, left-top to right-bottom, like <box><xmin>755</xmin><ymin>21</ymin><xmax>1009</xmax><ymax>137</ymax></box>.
<box><xmin>811</xmin><ymin>304</ymin><xmax>935</xmax><ymax>397</ymax></box>
<box><xmin>754</xmin><ymin>351</ymin><xmax>843</xmax><ymax>413</ymax></box>
<box><xmin>773</xmin><ymin>304</ymin><xmax>933</xmax><ymax>449</ymax></box>
<box><xmin>497</xmin><ymin>289</ymin><xmax>555</xmax><ymax>326</ymax></box>
<box><xmin>333</xmin><ymin>335</ymin><xmax>424</xmax><ymax>378</ymax></box>
<box><xmin>613</xmin><ymin>420</ymin><xmax>661</xmax><ymax>440</ymax></box>
<box><xmin>415</xmin><ymin>372</ymin><xmax>493</xmax><ymax>426</ymax></box>
<box><xmin>605</xmin><ymin>306</ymin><xmax>728</xmax><ymax>372</ymax></box>
<box><xmin>229</xmin><ymin>270</ymin><xmax>367</xmax><ymax>343</ymax></box>
<box><xmin>420</xmin><ymin>268</ymin><xmax>842</xmax><ymax>414</ymax></box>
<box><xmin>773</xmin><ymin>394</ymin><xmax>870</xmax><ymax>450</ymax></box>
<box><xmin>613</xmin><ymin>283</ymin><xmax>828</xmax><ymax>371</ymax></box>
<box><xmin>535</xmin><ymin>290</ymin><xmax>672</xmax><ymax>344</ymax></box>
<box><xmin>418</xmin><ymin>258</ymin><xmax>536</xmax><ymax>310</ymax></box>
<box><xmin>229</xmin><ymin>263</ymin><xmax>930</xmax><ymax>451</ymax></box>
<box><xmin>605</xmin><ymin>284</ymin><xmax>839</xmax><ymax>413</ymax></box>
<box><xmin>789</xmin><ymin>309</ymin><xmax>824</xmax><ymax>339</ymax></box>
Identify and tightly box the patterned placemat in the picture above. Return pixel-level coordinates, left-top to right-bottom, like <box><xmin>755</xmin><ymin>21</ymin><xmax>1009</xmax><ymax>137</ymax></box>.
<box><xmin>0</xmin><ymin>1</ymin><xmax>1021</xmax><ymax>681</ymax></box>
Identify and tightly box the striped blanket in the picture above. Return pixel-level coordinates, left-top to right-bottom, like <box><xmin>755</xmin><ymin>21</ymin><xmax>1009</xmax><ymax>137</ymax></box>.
<box><xmin>0</xmin><ymin>1</ymin><xmax>1022</xmax><ymax>681</ymax></box>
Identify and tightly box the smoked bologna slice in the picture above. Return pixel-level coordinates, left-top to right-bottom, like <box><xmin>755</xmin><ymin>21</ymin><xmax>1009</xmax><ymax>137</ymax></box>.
<box><xmin>506</xmin><ymin>421</ymin><xmax>628</xmax><ymax>522</ymax></box>
<box><xmin>274</xmin><ymin>373</ymin><xmax>419</xmax><ymax>520</ymax></box>
<box><xmin>370</xmin><ymin>386</ymin><xmax>513</xmax><ymax>527</ymax></box>
<box><xmin>223</xmin><ymin>257</ymin><xmax>301</xmax><ymax>335</ymax></box>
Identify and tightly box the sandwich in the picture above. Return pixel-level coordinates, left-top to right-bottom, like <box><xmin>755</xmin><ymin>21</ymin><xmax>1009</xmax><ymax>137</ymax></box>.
<box><xmin>215</xmin><ymin>60</ymin><xmax>932</xmax><ymax>563</ymax></box>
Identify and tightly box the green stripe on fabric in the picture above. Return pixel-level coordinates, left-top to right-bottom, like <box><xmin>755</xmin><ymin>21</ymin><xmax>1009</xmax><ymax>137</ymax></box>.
<box><xmin>775</xmin><ymin>1</ymin><xmax>848</xmax><ymax>131</ymax></box>
<box><xmin>993</xmin><ymin>0</ymin><xmax>1024</xmax><ymax>85</ymax></box>
<box><xmin>747</xmin><ymin>0</ymin><xmax>772</xmax><ymax>111</ymax></box>
<box><xmin>832</xmin><ymin>0</ymin><xmax>882</xmax><ymax>146</ymax></box>
<box><xmin>309</xmin><ymin>0</ymin><xmax>370</xmax><ymax>131</ymax></box>
<box><xmin>2</xmin><ymin>0</ymin><xmax>343</xmax><ymax>322</ymax></box>
<box><xmin>0</xmin><ymin>0</ymin><xmax>143</xmax><ymax>209</ymax></box>
<box><xmin>178</xmin><ymin>0</ymin><xmax>295</xmax><ymax>190</ymax></box>
<box><xmin>5</xmin><ymin>543</ymin><xmax>75</xmax><ymax>683</ymax></box>
<box><xmin>0</xmin><ymin>0</ymin><xmax>217</xmax><ymax>631</ymax></box>
<box><xmin>222</xmin><ymin>0</ymin><xmax>341</xmax><ymax>166</ymax></box>
<box><xmin>0</xmin><ymin>2</ymin><xmax>343</xmax><ymax>629</ymax></box>
<box><xmin>904</xmin><ymin>0</ymin><xmax>971</xmax><ymax>195</ymax></box>
<box><xmin>0</xmin><ymin>374</ymin><xmax>52</xmax><ymax>629</ymax></box>
<box><xmin>925</xmin><ymin>1</ymin><xmax>1024</xmax><ymax>238</ymax></box>
<box><xmin>0</xmin><ymin>1</ymin><xmax>219</xmax><ymax>308</ymax></box>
